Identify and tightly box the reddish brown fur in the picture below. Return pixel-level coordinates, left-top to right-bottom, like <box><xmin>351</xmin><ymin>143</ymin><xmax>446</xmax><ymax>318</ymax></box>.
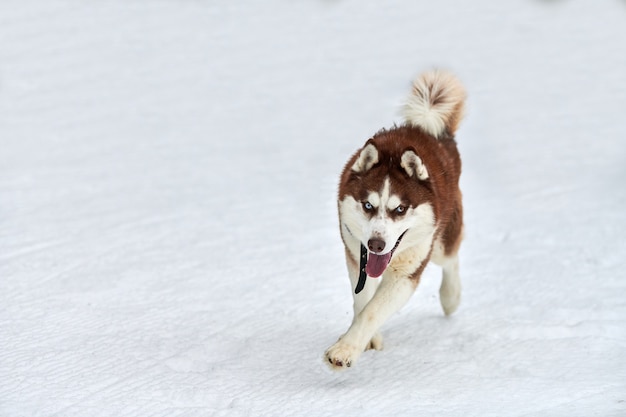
<box><xmin>338</xmin><ymin>124</ymin><xmax>463</xmax><ymax>258</ymax></box>
<box><xmin>408</xmin><ymin>255</ymin><xmax>430</xmax><ymax>283</ymax></box>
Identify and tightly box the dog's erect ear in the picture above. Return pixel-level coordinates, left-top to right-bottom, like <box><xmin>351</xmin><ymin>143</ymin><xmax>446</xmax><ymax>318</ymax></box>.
<box><xmin>351</xmin><ymin>143</ymin><xmax>379</xmax><ymax>173</ymax></box>
<box><xmin>400</xmin><ymin>150</ymin><xmax>429</xmax><ymax>180</ymax></box>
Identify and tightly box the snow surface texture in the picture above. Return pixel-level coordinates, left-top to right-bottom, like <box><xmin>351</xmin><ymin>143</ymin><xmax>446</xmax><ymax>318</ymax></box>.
<box><xmin>1</xmin><ymin>1</ymin><xmax>625</xmax><ymax>416</ymax></box>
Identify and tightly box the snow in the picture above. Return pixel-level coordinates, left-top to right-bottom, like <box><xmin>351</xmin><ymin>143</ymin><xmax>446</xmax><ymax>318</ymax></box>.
<box><xmin>1</xmin><ymin>1</ymin><xmax>625</xmax><ymax>416</ymax></box>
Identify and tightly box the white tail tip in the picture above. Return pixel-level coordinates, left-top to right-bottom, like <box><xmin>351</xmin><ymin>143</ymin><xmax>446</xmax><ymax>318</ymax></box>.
<box><xmin>402</xmin><ymin>69</ymin><xmax>466</xmax><ymax>138</ymax></box>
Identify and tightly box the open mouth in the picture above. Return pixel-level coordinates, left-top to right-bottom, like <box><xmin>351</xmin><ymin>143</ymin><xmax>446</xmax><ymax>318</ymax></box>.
<box><xmin>365</xmin><ymin>231</ymin><xmax>407</xmax><ymax>278</ymax></box>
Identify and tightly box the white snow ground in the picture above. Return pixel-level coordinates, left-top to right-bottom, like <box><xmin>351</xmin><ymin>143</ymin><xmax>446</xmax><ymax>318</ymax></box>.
<box><xmin>1</xmin><ymin>1</ymin><xmax>625</xmax><ymax>416</ymax></box>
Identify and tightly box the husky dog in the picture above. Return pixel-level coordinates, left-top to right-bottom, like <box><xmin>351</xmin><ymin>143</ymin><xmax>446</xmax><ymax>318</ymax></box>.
<box><xmin>325</xmin><ymin>70</ymin><xmax>467</xmax><ymax>370</ymax></box>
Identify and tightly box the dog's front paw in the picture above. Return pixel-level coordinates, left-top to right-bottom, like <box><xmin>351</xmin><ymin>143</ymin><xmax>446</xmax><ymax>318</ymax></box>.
<box><xmin>324</xmin><ymin>341</ymin><xmax>361</xmax><ymax>370</ymax></box>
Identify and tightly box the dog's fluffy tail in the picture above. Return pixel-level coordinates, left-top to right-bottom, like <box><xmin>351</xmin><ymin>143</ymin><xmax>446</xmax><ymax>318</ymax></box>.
<box><xmin>402</xmin><ymin>69</ymin><xmax>466</xmax><ymax>138</ymax></box>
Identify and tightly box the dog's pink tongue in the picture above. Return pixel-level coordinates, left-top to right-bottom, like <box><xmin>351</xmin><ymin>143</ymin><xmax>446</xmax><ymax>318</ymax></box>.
<box><xmin>365</xmin><ymin>252</ymin><xmax>392</xmax><ymax>278</ymax></box>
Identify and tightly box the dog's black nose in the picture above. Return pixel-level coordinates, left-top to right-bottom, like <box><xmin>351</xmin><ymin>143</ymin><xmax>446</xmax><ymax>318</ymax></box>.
<box><xmin>367</xmin><ymin>238</ymin><xmax>386</xmax><ymax>253</ymax></box>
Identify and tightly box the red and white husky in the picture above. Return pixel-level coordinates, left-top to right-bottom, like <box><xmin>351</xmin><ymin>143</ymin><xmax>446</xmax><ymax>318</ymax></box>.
<box><xmin>325</xmin><ymin>70</ymin><xmax>467</xmax><ymax>370</ymax></box>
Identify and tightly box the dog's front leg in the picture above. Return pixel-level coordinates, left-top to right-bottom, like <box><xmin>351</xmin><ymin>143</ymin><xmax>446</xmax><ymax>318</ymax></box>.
<box><xmin>347</xmin><ymin>259</ymin><xmax>384</xmax><ymax>351</ymax></box>
<box><xmin>325</xmin><ymin>270</ymin><xmax>419</xmax><ymax>370</ymax></box>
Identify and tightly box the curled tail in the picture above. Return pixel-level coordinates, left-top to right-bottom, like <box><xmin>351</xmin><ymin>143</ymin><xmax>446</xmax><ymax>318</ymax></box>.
<box><xmin>402</xmin><ymin>69</ymin><xmax>466</xmax><ymax>138</ymax></box>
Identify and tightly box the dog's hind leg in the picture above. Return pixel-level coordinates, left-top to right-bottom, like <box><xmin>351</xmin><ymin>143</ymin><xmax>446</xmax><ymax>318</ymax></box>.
<box><xmin>432</xmin><ymin>207</ymin><xmax>463</xmax><ymax>316</ymax></box>
<box><xmin>439</xmin><ymin>253</ymin><xmax>461</xmax><ymax>316</ymax></box>
<box><xmin>431</xmin><ymin>238</ymin><xmax>462</xmax><ymax>316</ymax></box>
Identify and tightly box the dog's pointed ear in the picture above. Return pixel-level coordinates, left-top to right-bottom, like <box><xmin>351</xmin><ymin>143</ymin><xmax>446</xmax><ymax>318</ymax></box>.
<box><xmin>351</xmin><ymin>143</ymin><xmax>379</xmax><ymax>173</ymax></box>
<box><xmin>401</xmin><ymin>150</ymin><xmax>429</xmax><ymax>180</ymax></box>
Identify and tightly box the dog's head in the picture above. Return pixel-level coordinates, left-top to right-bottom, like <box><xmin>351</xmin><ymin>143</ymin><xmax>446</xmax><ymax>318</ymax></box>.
<box><xmin>338</xmin><ymin>138</ymin><xmax>436</xmax><ymax>277</ymax></box>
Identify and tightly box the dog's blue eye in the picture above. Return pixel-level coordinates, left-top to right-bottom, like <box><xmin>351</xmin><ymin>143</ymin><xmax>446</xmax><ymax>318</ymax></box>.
<box><xmin>363</xmin><ymin>202</ymin><xmax>373</xmax><ymax>211</ymax></box>
<box><xmin>395</xmin><ymin>206</ymin><xmax>406</xmax><ymax>214</ymax></box>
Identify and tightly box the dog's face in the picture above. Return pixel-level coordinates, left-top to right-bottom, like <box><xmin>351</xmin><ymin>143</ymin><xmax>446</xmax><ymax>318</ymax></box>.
<box><xmin>339</xmin><ymin>142</ymin><xmax>437</xmax><ymax>276</ymax></box>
